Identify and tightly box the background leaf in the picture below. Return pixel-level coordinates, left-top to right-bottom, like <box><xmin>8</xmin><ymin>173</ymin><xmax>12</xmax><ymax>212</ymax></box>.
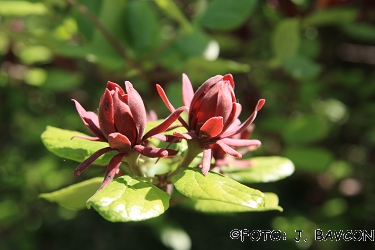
<box><xmin>199</xmin><ymin>0</ymin><xmax>257</xmax><ymax>31</ymax></box>
<box><xmin>39</xmin><ymin>178</ymin><xmax>102</xmax><ymax>210</ymax></box>
<box><xmin>87</xmin><ymin>175</ymin><xmax>170</xmax><ymax>222</ymax></box>
<box><xmin>171</xmin><ymin>168</ymin><xmax>265</xmax><ymax>209</ymax></box>
<box><xmin>223</xmin><ymin>156</ymin><xmax>295</xmax><ymax>183</ymax></box>
<box><xmin>181</xmin><ymin>192</ymin><xmax>282</xmax><ymax>213</ymax></box>
<box><xmin>41</xmin><ymin>126</ymin><xmax>117</xmax><ymax>164</ymax></box>
<box><xmin>272</xmin><ymin>19</ymin><xmax>300</xmax><ymax>63</ymax></box>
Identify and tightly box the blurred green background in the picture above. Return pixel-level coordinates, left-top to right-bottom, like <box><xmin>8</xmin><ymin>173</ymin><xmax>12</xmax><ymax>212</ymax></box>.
<box><xmin>1</xmin><ymin>0</ymin><xmax>375</xmax><ymax>249</ymax></box>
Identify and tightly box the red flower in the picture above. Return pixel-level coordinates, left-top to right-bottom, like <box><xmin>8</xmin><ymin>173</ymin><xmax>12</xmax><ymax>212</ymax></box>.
<box><xmin>72</xmin><ymin>81</ymin><xmax>185</xmax><ymax>190</ymax></box>
<box><xmin>157</xmin><ymin>74</ymin><xmax>265</xmax><ymax>175</ymax></box>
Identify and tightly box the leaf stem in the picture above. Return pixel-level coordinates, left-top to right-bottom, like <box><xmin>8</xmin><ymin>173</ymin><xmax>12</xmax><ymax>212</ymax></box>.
<box><xmin>123</xmin><ymin>151</ymin><xmax>144</xmax><ymax>177</ymax></box>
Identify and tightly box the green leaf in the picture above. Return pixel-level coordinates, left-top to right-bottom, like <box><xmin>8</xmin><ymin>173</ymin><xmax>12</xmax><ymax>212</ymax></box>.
<box><xmin>41</xmin><ymin>126</ymin><xmax>116</xmax><ymax>164</ymax></box>
<box><xmin>183</xmin><ymin>57</ymin><xmax>250</xmax><ymax>85</ymax></box>
<box><xmin>341</xmin><ymin>23</ymin><xmax>375</xmax><ymax>42</ymax></box>
<box><xmin>181</xmin><ymin>192</ymin><xmax>282</xmax><ymax>213</ymax></box>
<box><xmin>0</xmin><ymin>1</ymin><xmax>48</xmax><ymax>16</ymax></box>
<box><xmin>282</xmin><ymin>55</ymin><xmax>321</xmax><ymax>80</ymax></box>
<box><xmin>199</xmin><ymin>0</ymin><xmax>257</xmax><ymax>31</ymax></box>
<box><xmin>154</xmin><ymin>0</ymin><xmax>193</xmax><ymax>33</ymax></box>
<box><xmin>39</xmin><ymin>178</ymin><xmax>102</xmax><ymax>210</ymax></box>
<box><xmin>282</xmin><ymin>114</ymin><xmax>329</xmax><ymax>144</ymax></box>
<box><xmin>87</xmin><ymin>175</ymin><xmax>170</xmax><ymax>222</ymax></box>
<box><xmin>303</xmin><ymin>7</ymin><xmax>357</xmax><ymax>27</ymax></box>
<box><xmin>125</xmin><ymin>1</ymin><xmax>161</xmax><ymax>58</ymax></box>
<box><xmin>272</xmin><ymin>19</ymin><xmax>300</xmax><ymax>63</ymax></box>
<box><xmin>223</xmin><ymin>157</ymin><xmax>295</xmax><ymax>183</ymax></box>
<box><xmin>18</xmin><ymin>46</ymin><xmax>52</xmax><ymax>65</ymax></box>
<box><xmin>283</xmin><ymin>147</ymin><xmax>334</xmax><ymax>172</ymax></box>
<box><xmin>171</xmin><ymin>168</ymin><xmax>265</xmax><ymax>209</ymax></box>
<box><xmin>43</xmin><ymin>69</ymin><xmax>83</xmax><ymax>92</ymax></box>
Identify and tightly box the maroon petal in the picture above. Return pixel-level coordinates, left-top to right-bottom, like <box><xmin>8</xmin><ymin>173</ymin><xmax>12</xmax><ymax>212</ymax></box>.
<box><xmin>201</xmin><ymin>146</ymin><xmax>212</xmax><ymax>175</ymax></box>
<box><xmin>98</xmin><ymin>153</ymin><xmax>124</xmax><ymax>191</ymax></box>
<box><xmin>216</xmin><ymin>141</ymin><xmax>242</xmax><ymax>158</ymax></box>
<box><xmin>222</xmin><ymin>103</ymin><xmax>242</xmax><ymax>132</ymax></box>
<box><xmin>218</xmin><ymin>138</ymin><xmax>261</xmax><ymax>147</ymax></box>
<box><xmin>220</xmin><ymin>99</ymin><xmax>265</xmax><ymax>138</ymax></box>
<box><xmin>71</xmin><ymin>135</ymin><xmax>103</xmax><ymax>141</ymax></box>
<box><xmin>72</xmin><ymin>99</ymin><xmax>106</xmax><ymax>141</ymax></box>
<box><xmin>173</xmin><ymin>131</ymin><xmax>196</xmax><ymax>140</ymax></box>
<box><xmin>112</xmin><ymin>88</ymin><xmax>137</xmax><ymax>145</ymax></box>
<box><xmin>150</xmin><ymin>134</ymin><xmax>182</xmax><ymax>143</ymax></box>
<box><xmin>98</xmin><ymin>89</ymin><xmax>116</xmax><ymax>139</ymax></box>
<box><xmin>108</xmin><ymin>132</ymin><xmax>132</xmax><ymax>152</ymax></box>
<box><xmin>182</xmin><ymin>73</ymin><xmax>194</xmax><ymax>108</ymax></box>
<box><xmin>125</xmin><ymin>81</ymin><xmax>147</xmax><ymax>144</ymax></box>
<box><xmin>156</xmin><ymin>84</ymin><xmax>190</xmax><ymax>129</ymax></box>
<box><xmin>215</xmin><ymin>82</ymin><xmax>235</xmax><ymax>127</ymax></box>
<box><xmin>107</xmin><ymin>81</ymin><xmax>125</xmax><ymax>95</ymax></box>
<box><xmin>198</xmin><ymin>116</ymin><xmax>223</xmax><ymax>139</ymax></box>
<box><xmin>73</xmin><ymin>147</ymin><xmax>113</xmax><ymax>176</ymax></box>
<box><xmin>143</xmin><ymin>106</ymin><xmax>187</xmax><ymax>141</ymax></box>
<box><xmin>156</xmin><ymin>84</ymin><xmax>176</xmax><ymax>112</ymax></box>
<box><xmin>133</xmin><ymin>144</ymin><xmax>171</xmax><ymax>158</ymax></box>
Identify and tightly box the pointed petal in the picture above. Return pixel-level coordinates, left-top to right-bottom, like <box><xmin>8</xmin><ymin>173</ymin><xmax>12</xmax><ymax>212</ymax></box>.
<box><xmin>150</xmin><ymin>134</ymin><xmax>182</xmax><ymax>143</ymax></box>
<box><xmin>143</xmin><ymin>106</ymin><xmax>187</xmax><ymax>140</ymax></box>
<box><xmin>222</xmin><ymin>74</ymin><xmax>234</xmax><ymax>88</ymax></box>
<box><xmin>98</xmin><ymin>89</ymin><xmax>116</xmax><ymax>139</ymax></box>
<box><xmin>98</xmin><ymin>153</ymin><xmax>124</xmax><ymax>191</ymax></box>
<box><xmin>133</xmin><ymin>145</ymin><xmax>172</xmax><ymax>158</ymax></box>
<box><xmin>72</xmin><ymin>99</ymin><xmax>106</xmax><ymax>141</ymax></box>
<box><xmin>73</xmin><ymin>147</ymin><xmax>113</xmax><ymax>176</ymax></box>
<box><xmin>215</xmin><ymin>141</ymin><xmax>242</xmax><ymax>158</ymax></box>
<box><xmin>125</xmin><ymin>81</ymin><xmax>147</xmax><ymax>143</ymax></box>
<box><xmin>173</xmin><ymin>131</ymin><xmax>196</xmax><ymax>140</ymax></box>
<box><xmin>201</xmin><ymin>146</ymin><xmax>212</xmax><ymax>175</ymax></box>
<box><xmin>107</xmin><ymin>81</ymin><xmax>125</xmax><ymax>95</ymax></box>
<box><xmin>156</xmin><ymin>84</ymin><xmax>176</xmax><ymax>112</ymax></box>
<box><xmin>223</xmin><ymin>103</ymin><xmax>242</xmax><ymax>132</ymax></box>
<box><xmin>112</xmin><ymin>88</ymin><xmax>137</xmax><ymax>145</ymax></box>
<box><xmin>182</xmin><ymin>73</ymin><xmax>194</xmax><ymax>108</ymax></box>
<box><xmin>220</xmin><ymin>99</ymin><xmax>265</xmax><ymax>138</ymax></box>
<box><xmin>198</xmin><ymin>116</ymin><xmax>224</xmax><ymax>139</ymax></box>
<box><xmin>217</xmin><ymin>138</ymin><xmax>261</xmax><ymax>147</ymax></box>
<box><xmin>108</xmin><ymin>132</ymin><xmax>132</xmax><ymax>152</ymax></box>
<box><xmin>71</xmin><ymin>135</ymin><xmax>102</xmax><ymax>141</ymax></box>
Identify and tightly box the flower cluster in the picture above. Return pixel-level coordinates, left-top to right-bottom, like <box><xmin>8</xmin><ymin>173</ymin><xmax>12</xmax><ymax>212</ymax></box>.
<box><xmin>72</xmin><ymin>74</ymin><xmax>265</xmax><ymax>189</ymax></box>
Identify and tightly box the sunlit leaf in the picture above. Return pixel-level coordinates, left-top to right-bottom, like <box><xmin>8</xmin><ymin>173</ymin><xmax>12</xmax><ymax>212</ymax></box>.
<box><xmin>87</xmin><ymin>175</ymin><xmax>170</xmax><ymax>222</ymax></box>
<box><xmin>41</xmin><ymin>126</ymin><xmax>116</xmax><ymax>164</ymax></box>
<box><xmin>223</xmin><ymin>157</ymin><xmax>295</xmax><ymax>183</ymax></box>
<box><xmin>18</xmin><ymin>46</ymin><xmax>52</xmax><ymax>65</ymax></box>
<box><xmin>181</xmin><ymin>192</ymin><xmax>282</xmax><ymax>213</ymax></box>
<box><xmin>171</xmin><ymin>168</ymin><xmax>265</xmax><ymax>209</ymax></box>
<box><xmin>283</xmin><ymin>147</ymin><xmax>334</xmax><ymax>172</ymax></box>
<box><xmin>199</xmin><ymin>0</ymin><xmax>257</xmax><ymax>31</ymax></box>
<box><xmin>0</xmin><ymin>1</ymin><xmax>48</xmax><ymax>16</ymax></box>
<box><xmin>272</xmin><ymin>19</ymin><xmax>300</xmax><ymax>63</ymax></box>
<box><xmin>39</xmin><ymin>178</ymin><xmax>102</xmax><ymax>210</ymax></box>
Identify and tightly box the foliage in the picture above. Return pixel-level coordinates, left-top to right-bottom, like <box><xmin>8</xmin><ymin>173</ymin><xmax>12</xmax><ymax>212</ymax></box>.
<box><xmin>1</xmin><ymin>0</ymin><xmax>375</xmax><ymax>249</ymax></box>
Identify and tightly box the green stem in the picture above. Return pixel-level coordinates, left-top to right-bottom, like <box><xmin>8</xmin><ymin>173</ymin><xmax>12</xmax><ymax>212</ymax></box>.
<box><xmin>123</xmin><ymin>151</ymin><xmax>144</xmax><ymax>177</ymax></box>
<box><xmin>167</xmin><ymin>138</ymin><xmax>203</xmax><ymax>179</ymax></box>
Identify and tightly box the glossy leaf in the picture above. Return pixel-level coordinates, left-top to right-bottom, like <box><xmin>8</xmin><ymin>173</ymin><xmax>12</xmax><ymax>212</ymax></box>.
<box><xmin>171</xmin><ymin>168</ymin><xmax>265</xmax><ymax>209</ymax></box>
<box><xmin>87</xmin><ymin>175</ymin><xmax>170</xmax><ymax>222</ymax></box>
<box><xmin>39</xmin><ymin>178</ymin><xmax>102</xmax><ymax>210</ymax></box>
<box><xmin>41</xmin><ymin>126</ymin><xmax>116</xmax><ymax>164</ymax></box>
<box><xmin>182</xmin><ymin>192</ymin><xmax>282</xmax><ymax>213</ymax></box>
<box><xmin>223</xmin><ymin>157</ymin><xmax>295</xmax><ymax>183</ymax></box>
<box><xmin>272</xmin><ymin>19</ymin><xmax>300</xmax><ymax>63</ymax></box>
<box><xmin>199</xmin><ymin>0</ymin><xmax>257</xmax><ymax>31</ymax></box>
